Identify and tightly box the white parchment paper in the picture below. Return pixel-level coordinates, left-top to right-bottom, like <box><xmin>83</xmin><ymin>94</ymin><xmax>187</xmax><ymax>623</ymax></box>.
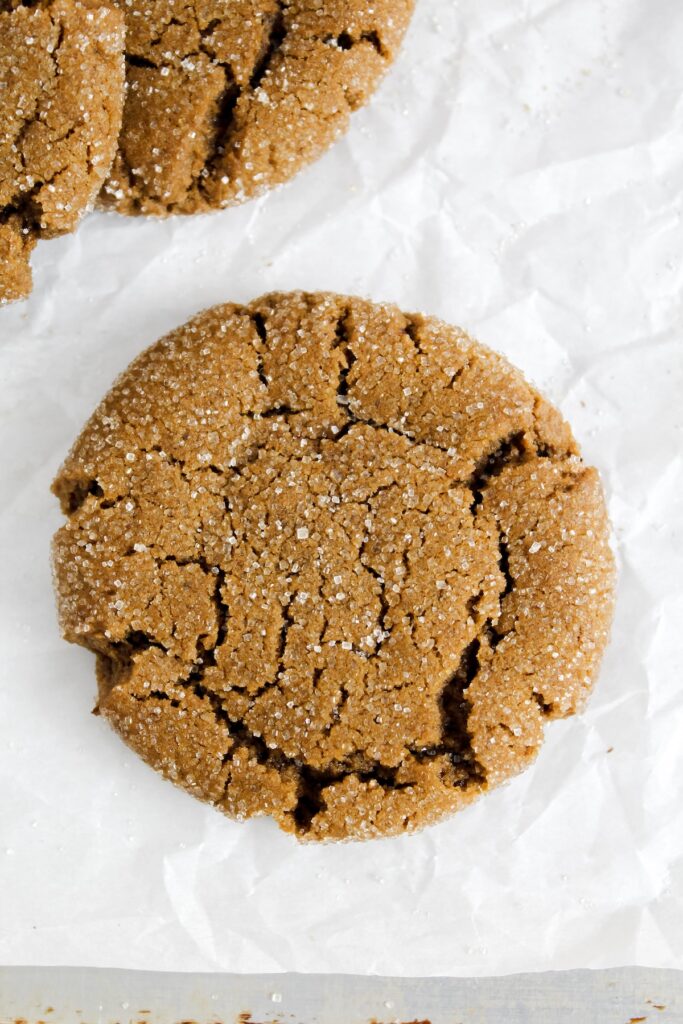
<box><xmin>1</xmin><ymin>0</ymin><xmax>682</xmax><ymax>977</ymax></box>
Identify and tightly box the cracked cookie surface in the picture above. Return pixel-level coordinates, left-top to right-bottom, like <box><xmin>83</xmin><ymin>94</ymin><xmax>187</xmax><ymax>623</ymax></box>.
<box><xmin>0</xmin><ymin>0</ymin><xmax>124</xmax><ymax>303</ymax></box>
<box><xmin>52</xmin><ymin>292</ymin><xmax>615</xmax><ymax>840</ymax></box>
<box><xmin>99</xmin><ymin>0</ymin><xmax>414</xmax><ymax>216</ymax></box>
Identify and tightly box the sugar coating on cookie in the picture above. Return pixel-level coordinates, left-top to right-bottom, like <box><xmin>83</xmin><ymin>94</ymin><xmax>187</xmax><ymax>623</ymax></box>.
<box><xmin>100</xmin><ymin>0</ymin><xmax>414</xmax><ymax>216</ymax></box>
<box><xmin>52</xmin><ymin>292</ymin><xmax>615</xmax><ymax>841</ymax></box>
<box><xmin>0</xmin><ymin>0</ymin><xmax>125</xmax><ymax>303</ymax></box>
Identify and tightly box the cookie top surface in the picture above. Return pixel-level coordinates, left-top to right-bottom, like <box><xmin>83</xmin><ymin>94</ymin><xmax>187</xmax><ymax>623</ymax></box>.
<box><xmin>100</xmin><ymin>0</ymin><xmax>414</xmax><ymax>216</ymax></box>
<box><xmin>0</xmin><ymin>0</ymin><xmax>125</xmax><ymax>303</ymax></box>
<box><xmin>52</xmin><ymin>292</ymin><xmax>615</xmax><ymax>841</ymax></box>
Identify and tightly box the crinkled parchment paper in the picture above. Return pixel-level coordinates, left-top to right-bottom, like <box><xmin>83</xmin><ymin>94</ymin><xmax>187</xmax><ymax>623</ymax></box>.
<box><xmin>0</xmin><ymin>0</ymin><xmax>682</xmax><ymax>977</ymax></box>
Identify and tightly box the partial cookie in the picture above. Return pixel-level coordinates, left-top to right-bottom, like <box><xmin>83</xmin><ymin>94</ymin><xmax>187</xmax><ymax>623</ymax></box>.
<box><xmin>100</xmin><ymin>0</ymin><xmax>414</xmax><ymax>216</ymax></box>
<box><xmin>0</xmin><ymin>217</ymin><xmax>35</xmax><ymax>305</ymax></box>
<box><xmin>0</xmin><ymin>0</ymin><xmax>125</xmax><ymax>304</ymax></box>
<box><xmin>52</xmin><ymin>292</ymin><xmax>615</xmax><ymax>841</ymax></box>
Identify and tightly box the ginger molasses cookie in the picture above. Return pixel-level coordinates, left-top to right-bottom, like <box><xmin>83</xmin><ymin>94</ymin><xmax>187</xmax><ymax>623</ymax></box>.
<box><xmin>100</xmin><ymin>0</ymin><xmax>414</xmax><ymax>216</ymax></box>
<box><xmin>52</xmin><ymin>292</ymin><xmax>615</xmax><ymax>841</ymax></box>
<box><xmin>0</xmin><ymin>0</ymin><xmax>124</xmax><ymax>304</ymax></box>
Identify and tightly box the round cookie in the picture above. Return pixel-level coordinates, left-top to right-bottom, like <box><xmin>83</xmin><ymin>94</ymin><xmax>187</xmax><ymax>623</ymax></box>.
<box><xmin>52</xmin><ymin>292</ymin><xmax>615</xmax><ymax>841</ymax></box>
<box><xmin>0</xmin><ymin>0</ymin><xmax>125</xmax><ymax>304</ymax></box>
<box><xmin>100</xmin><ymin>0</ymin><xmax>414</xmax><ymax>216</ymax></box>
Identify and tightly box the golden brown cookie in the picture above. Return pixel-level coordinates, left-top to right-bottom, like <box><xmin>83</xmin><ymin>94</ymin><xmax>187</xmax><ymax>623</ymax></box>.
<box><xmin>99</xmin><ymin>0</ymin><xmax>414</xmax><ymax>216</ymax></box>
<box><xmin>0</xmin><ymin>0</ymin><xmax>125</xmax><ymax>304</ymax></box>
<box><xmin>52</xmin><ymin>292</ymin><xmax>615</xmax><ymax>841</ymax></box>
